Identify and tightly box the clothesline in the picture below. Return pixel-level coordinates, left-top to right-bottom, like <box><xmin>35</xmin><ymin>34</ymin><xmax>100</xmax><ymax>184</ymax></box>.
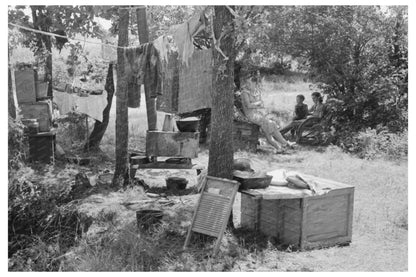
<box><xmin>9</xmin><ymin>22</ymin><xmax>128</xmax><ymax>49</ymax></box>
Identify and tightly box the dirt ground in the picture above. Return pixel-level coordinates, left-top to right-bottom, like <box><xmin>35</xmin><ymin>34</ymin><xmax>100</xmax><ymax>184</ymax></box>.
<box><xmin>72</xmin><ymin>143</ymin><xmax>407</xmax><ymax>271</ymax></box>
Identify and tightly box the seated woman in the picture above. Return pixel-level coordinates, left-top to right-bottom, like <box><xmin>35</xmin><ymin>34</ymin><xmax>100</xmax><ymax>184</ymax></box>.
<box><xmin>308</xmin><ymin>92</ymin><xmax>324</xmax><ymax>118</ymax></box>
<box><xmin>240</xmin><ymin>76</ymin><xmax>295</xmax><ymax>153</ymax></box>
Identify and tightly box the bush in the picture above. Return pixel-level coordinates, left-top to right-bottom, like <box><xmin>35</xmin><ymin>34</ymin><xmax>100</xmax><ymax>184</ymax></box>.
<box><xmin>8</xmin><ymin>116</ymin><xmax>28</xmax><ymax>171</ymax></box>
<box><xmin>338</xmin><ymin>127</ymin><xmax>407</xmax><ymax>160</ymax></box>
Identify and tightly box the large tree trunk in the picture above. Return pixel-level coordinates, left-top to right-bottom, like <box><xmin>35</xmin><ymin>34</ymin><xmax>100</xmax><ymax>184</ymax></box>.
<box><xmin>84</xmin><ymin>63</ymin><xmax>115</xmax><ymax>150</ymax></box>
<box><xmin>208</xmin><ymin>6</ymin><xmax>235</xmax><ymax>180</ymax></box>
<box><xmin>112</xmin><ymin>8</ymin><xmax>130</xmax><ymax>187</ymax></box>
<box><xmin>208</xmin><ymin>6</ymin><xmax>236</xmax><ymax>228</ymax></box>
<box><xmin>136</xmin><ymin>6</ymin><xmax>157</xmax><ymax>131</ymax></box>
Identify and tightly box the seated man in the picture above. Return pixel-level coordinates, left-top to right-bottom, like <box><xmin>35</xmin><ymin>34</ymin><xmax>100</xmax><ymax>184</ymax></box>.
<box><xmin>240</xmin><ymin>75</ymin><xmax>295</xmax><ymax>153</ymax></box>
<box><xmin>280</xmin><ymin>94</ymin><xmax>308</xmax><ymax>136</ymax></box>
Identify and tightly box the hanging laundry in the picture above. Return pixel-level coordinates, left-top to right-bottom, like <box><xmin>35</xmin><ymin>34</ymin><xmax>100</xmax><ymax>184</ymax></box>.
<box><xmin>53</xmin><ymin>90</ymin><xmax>76</xmax><ymax>115</ymax></box>
<box><xmin>157</xmin><ymin>51</ymin><xmax>180</xmax><ymax>113</ymax></box>
<box><xmin>124</xmin><ymin>46</ymin><xmax>145</xmax><ymax>108</ymax></box>
<box><xmin>53</xmin><ymin>90</ymin><xmax>108</xmax><ymax>122</ymax></box>
<box><xmin>75</xmin><ymin>91</ymin><xmax>108</xmax><ymax>122</ymax></box>
<box><xmin>122</xmin><ymin>42</ymin><xmax>162</xmax><ymax>104</ymax></box>
<box><xmin>169</xmin><ymin>11</ymin><xmax>207</xmax><ymax>66</ymax></box>
<box><xmin>153</xmin><ymin>35</ymin><xmax>171</xmax><ymax>63</ymax></box>
<box><xmin>178</xmin><ymin>49</ymin><xmax>212</xmax><ymax>113</ymax></box>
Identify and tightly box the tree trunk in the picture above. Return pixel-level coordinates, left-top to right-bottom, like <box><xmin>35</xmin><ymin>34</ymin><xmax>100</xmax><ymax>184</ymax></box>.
<box><xmin>136</xmin><ymin>6</ymin><xmax>157</xmax><ymax>131</ymax></box>
<box><xmin>208</xmin><ymin>6</ymin><xmax>236</xmax><ymax>179</ymax></box>
<box><xmin>8</xmin><ymin>68</ymin><xmax>17</xmax><ymax>119</ymax></box>
<box><xmin>84</xmin><ymin>63</ymin><xmax>115</xmax><ymax>150</ymax></box>
<box><xmin>208</xmin><ymin>6</ymin><xmax>236</xmax><ymax>229</ymax></box>
<box><xmin>113</xmin><ymin>8</ymin><xmax>130</xmax><ymax>187</ymax></box>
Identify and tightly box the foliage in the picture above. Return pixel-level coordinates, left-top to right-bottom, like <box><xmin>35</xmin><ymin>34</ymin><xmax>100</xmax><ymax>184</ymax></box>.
<box><xmin>273</xmin><ymin>6</ymin><xmax>407</xmax><ymax>133</ymax></box>
<box><xmin>8</xmin><ymin>116</ymin><xmax>28</xmax><ymax>171</ymax></box>
<box><xmin>337</xmin><ymin>127</ymin><xmax>407</xmax><ymax>160</ymax></box>
<box><xmin>8</xmin><ymin>163</ymin><xmax>89</xmax><ymax>269</ymax></box>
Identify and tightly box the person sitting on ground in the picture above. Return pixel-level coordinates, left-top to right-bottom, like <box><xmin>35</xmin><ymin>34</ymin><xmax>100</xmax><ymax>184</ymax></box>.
<box><xmin>240</xmin><ymin>74</ymin><xmax>296</xmax><ymax>153</ymax></box>
<box><xmin>308</xmin><ymin>92</ymin><xmax>324</xmax><ymax>118</ymax></box>
<box><xmin>280</xmin><ymin>94</ymin><xmax>308</xmax><ymax>137</ymax></box>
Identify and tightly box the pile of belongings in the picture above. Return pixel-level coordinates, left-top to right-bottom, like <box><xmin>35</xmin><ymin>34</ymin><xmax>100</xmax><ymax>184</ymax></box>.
<box><xmin>232</xmin><ymin>158</ymin><xmax>272</xmax><ymax>190</ymax></box>
<box><xmin>267</xmin><ymin>168</ymin><xmax>317</xmax><ymax>194</ymax></box>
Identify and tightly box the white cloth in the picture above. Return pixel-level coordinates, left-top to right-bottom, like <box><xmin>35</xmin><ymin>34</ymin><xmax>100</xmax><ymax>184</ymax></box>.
<box><xmin>53</xmin><ymin>90</ymin><xmax>107</xmax><ymax>122</ymax></box>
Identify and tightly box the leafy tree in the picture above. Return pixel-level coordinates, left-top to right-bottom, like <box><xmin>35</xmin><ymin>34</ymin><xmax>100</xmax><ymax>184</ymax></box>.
<box><xmin>266</xmin><ymin>6</ymin><xmax>408</xmax><ymax>133</ymax></box>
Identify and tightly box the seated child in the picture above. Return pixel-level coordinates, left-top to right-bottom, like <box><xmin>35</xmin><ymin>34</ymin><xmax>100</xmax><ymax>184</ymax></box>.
<box><xmin>280</xmin><ymin>94</ymin><xmax>308</xmax><ymax>136</ymax></box>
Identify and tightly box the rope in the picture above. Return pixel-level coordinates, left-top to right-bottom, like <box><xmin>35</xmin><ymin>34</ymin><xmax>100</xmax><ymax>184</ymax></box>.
<box><xmin>8</xmin><ymin>22</ymin><xmax>127</xmax><ymax>49</ymax></box>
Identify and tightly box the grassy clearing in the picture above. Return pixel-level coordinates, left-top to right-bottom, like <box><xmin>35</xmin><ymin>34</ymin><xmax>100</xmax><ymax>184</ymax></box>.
<box><xmin>9</xmin><ymin>47</ymin><xmax>407</xmax><ymax>271</ymax></box>
<box><xmin>57</xmin><ymin>145</ymin><xmax>407</xmax><ymax>271</ymax></box>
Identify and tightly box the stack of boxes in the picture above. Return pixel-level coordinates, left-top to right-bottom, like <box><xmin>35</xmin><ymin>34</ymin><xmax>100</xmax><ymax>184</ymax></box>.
<box><xmin>14</xmin><ymin>63</ymin><xmax>55</xmax><ymax>163</ymax></box>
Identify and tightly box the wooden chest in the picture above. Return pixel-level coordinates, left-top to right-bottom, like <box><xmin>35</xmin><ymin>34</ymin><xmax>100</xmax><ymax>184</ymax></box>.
<box><xmin>14</xmin><ymin>69</ymin><xmax>36</xmax><ymax>104</ymax></box>
<box><xmin>146</xmin><ymin>131</ymin><xmax>199</xmax><ymax>158</ymax></box>
<box><xmin>28</xmin><ymin>131</ymin><xmax>56</xmax><ymax>163</ymax></box>
<box><xmin>233</xmin><ymin>120</ymin><xmax>260</xmax><ymax>152</ymax></box>
<box><xmin>240</xmin><ymin>174</ymin><xmax>354</xmax><ymax>250</ymax></box>
<box><xmin>20</xmin><ymin>100</ymin><xmax>53</xmax><ymax>132</ymax></box>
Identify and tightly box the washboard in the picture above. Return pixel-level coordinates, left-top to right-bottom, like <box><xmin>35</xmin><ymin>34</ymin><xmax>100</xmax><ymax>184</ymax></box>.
<box><xmin>183</xmin><ymin>176</ymin><xmax>240</xmax><ymax>256</ymax></box>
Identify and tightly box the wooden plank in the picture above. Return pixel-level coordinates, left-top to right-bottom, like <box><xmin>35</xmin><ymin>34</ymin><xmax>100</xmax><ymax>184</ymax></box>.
<box><xmin>347</xmin><ymin>188</ymin><xmax>354</xmax><ymax>241</ymax></box>
<box><xmin>303</xmin><ymin>235</ymin><xmax>351</xmax><ymax>250</ymax></box>
<box><xmin>146</xmin><ymin>131</ymin><xmax>199</xmax><ymax>158</ymax></box>
<box><xmin>300</xmin><ymin>198</ymin><xmax>307</xmax><ymax>250</ymax></box>
<box><xmin>137</xmin><ymin>162</ymin><xmax>194</xmax><ymax>169</ymax></box>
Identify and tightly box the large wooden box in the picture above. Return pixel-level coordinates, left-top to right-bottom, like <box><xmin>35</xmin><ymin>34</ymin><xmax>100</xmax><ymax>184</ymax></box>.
<box><xmin>240</xmin><ymin>174</ymin><xmax>354</xmax><ymax>250</ymax></box>
<box><xmin>20</xmin><ymin>100</ymin><xmax>53</xmax><ymax>132</ymax></box>
<box><xmin>146</xmin><ymin>131</ymin><xmax>199</xmax><ymax>158</ymax></box>
<box><xmin>233</xmin><ymin>120</ymin><xmax>260</xmax><ymax>152</ymax></box>
<box><xmin>29</xmin><ymin>131</ymin><xmax>56</xmax><ymax>163</ymax></box>
<box><xmin>14</xmin><ymin>69</ymin><xmax>36</xmax><ymax>104</ymax></box>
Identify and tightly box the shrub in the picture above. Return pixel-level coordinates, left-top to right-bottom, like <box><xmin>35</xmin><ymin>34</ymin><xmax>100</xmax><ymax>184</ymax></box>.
<box><xmin>8</xmin><ymin>116</ymin><xmax>28</xmax><ymax>171</ymax></box>
<box><xmin>337</xmin><ymin>127</ymin><xmax>407</xmax><ymax>160</ymax></box>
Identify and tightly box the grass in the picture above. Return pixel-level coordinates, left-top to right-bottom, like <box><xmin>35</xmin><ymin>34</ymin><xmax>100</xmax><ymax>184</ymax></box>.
<box><xmin>69</xmin><ymin>75</ymin><xmax>407</xmax><ymax>270</ymax></box>
<box><xmin>9</xmin><ymin>46</ymin><xmax>407</xmax><ymax>271</ymax></box>
<box><xmin>57</xmin><ymin>145</ymin><xmax>407</xmax><ymax>271</ymax></box>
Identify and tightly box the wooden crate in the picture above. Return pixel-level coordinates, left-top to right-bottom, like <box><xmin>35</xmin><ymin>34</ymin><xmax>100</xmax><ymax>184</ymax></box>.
<box><xmin>29</xmin><ymin>131</ymin><xmax>56</xmax><ymax>163</ymax></box>
<box><xmin>20</xmin><ymin>100</ymin><xmax>53</xmax><ymax>132</ymax></box>
<box><xmin>240</xmin><ymin>174</ymin><xmax>354</xmax><ymax>250</ymax></box>
<box><xmin>146</xmin><ymin>131</ymin><xmax>199</xmax><ymax>158</ymax></box>
<box><xmin>233</xmin><ymin>120</ymin><xmax>260</xmax><ymax>151</ymax></box>
<box><xmin>14</xmin><ymin>69</ymin><xmax>36</xmax><ymax>103</ymax></box>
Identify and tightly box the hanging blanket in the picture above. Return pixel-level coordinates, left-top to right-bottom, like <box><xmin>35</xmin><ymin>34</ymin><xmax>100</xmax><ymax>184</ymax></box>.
<box><xmin>53</xmin><ymin>90</ymin><xmax>108</xmax><ymax>122</ymax></box>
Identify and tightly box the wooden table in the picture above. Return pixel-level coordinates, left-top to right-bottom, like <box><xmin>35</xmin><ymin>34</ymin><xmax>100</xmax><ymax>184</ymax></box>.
<box><xmin>240</xmin><ymin>173</ymin><xmax>354</xmax><ymax>250</ymax></box>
